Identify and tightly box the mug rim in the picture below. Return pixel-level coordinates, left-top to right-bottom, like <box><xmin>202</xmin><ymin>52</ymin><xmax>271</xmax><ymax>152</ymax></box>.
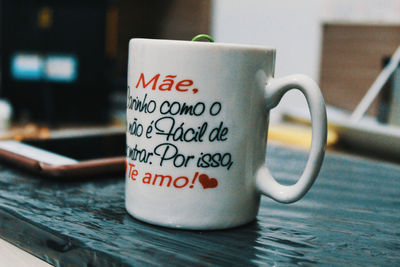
<box><xmin>130</xmin><ymin>38</ymin><xmax>276</xmax><ymax>53</ymax></box>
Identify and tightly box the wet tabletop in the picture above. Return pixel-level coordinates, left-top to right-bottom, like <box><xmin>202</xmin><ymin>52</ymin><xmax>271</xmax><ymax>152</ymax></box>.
<box><xmin>0</xmin><ymin>144</ymin><xmax>399</xmax><ymax>266</ymax></box>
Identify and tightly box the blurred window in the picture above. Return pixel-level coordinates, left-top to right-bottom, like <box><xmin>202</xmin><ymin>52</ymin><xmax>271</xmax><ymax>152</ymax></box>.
<box><xmin>11</xmin><ymin>53</ymin><xmax>78</xmax><ymax>83</ymax></box>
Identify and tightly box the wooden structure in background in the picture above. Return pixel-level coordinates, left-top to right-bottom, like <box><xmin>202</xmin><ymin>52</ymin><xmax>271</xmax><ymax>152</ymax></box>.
<box><xmin>319</xmin><ymin>24</ymin><xmax>400</xmax><ymax>116</ymax></box>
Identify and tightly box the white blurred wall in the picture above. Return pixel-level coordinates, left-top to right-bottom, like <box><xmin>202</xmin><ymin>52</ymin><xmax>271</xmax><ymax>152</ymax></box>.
<box><xmin>211</xmin><ymin>0</ymin><xmax>400</xmax><ymax>122</ymax></box>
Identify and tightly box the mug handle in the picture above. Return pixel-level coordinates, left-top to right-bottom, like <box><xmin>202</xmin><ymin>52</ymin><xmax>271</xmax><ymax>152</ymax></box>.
<box><xmin>256</xmin><ymin>74</ymin><xmax>327</xmax><ymax>203</ymax></box>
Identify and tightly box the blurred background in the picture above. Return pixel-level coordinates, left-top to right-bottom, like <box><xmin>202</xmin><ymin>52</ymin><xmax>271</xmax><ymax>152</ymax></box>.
<box><xmin>0</xmin><ymin>0</ymin><xmax>211</xmax><ymax>128</ymax></box>
<box><xmin>0</xmin><ymin>0</ymin><xmax>399</xmax><ymax>157</ymax></box>
<box><xmin>213</xmin><ymin>0</ymin><xmax>400</xmax><ymax>122</ymax></box>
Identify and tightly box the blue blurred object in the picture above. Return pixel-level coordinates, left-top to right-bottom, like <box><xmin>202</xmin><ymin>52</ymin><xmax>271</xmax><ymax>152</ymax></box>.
<box><xmin>44</xmin><ymin>55</ymin><xmax>78</xmax><ymax>83</ymax></box>
<box><xmin>11</xmin><ymin>53</ymin><xmax>78</xmax><ymax>83</ymax></box>
<box><xmin>11</xmin><ymin>54</ymin><xmax>43</xmax><ymax>81</ymax></box>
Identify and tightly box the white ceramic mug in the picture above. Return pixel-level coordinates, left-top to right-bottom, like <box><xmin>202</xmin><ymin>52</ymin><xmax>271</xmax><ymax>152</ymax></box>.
<box><xmin>125</xmin><ymin>39</ymin><xmax>327</xmax><ymax>230</ymax></box>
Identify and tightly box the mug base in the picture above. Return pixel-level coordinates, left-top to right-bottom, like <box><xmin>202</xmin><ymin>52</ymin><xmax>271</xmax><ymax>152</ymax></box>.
<box><xmin>126</xmin><ymin>206</ymin><xmax>257</xmax><ymax>231</ymax></box>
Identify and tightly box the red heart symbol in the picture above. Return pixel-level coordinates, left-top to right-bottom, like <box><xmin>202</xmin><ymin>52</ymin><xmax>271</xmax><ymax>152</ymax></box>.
<box><xmin>199</xmin><ymin>174</ymin><xmax>218</xmax><ymax>189</ymax></box>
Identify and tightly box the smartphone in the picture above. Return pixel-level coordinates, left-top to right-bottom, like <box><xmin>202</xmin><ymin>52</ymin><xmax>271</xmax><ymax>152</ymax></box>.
<box><xmin>0</xmin><ymin>131</ymin><xmax>125</xmax><ymax>177</ymax></box>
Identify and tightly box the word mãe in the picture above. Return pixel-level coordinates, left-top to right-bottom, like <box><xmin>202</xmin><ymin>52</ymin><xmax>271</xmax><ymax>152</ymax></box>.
<box><xmin>135</xmin><ymin>73</ymin><xmax>198</xmax><ymax>93</ymax></box>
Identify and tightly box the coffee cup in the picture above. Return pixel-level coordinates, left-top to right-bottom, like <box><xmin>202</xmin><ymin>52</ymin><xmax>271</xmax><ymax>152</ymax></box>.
<box><xmin>125</xmin><ymin>38</ymin><xmax>327</xmax><ymax>230</ymax></box>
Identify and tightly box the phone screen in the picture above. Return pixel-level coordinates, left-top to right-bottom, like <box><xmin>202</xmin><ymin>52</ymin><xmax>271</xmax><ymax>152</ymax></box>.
<box><xmin>22</xmin><ymin>132</ymin><xmax>125</xmax><ymax>161</ymax></box>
